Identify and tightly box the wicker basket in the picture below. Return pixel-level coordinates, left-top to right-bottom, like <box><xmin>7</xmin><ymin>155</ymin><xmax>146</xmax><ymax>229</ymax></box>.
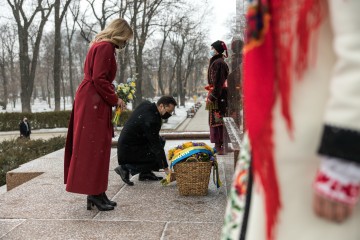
<box><xmin>174</xmin><ymin>161</ymin><xmax>213</xmax><ymax>196</ymax></box>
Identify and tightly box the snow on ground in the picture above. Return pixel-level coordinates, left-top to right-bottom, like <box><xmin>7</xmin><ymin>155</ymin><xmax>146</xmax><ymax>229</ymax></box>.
<box><xmin>1</xmin><ymin>96</ymin><xmax>204</xmax><ymax>114</ymax></box>
<box><xmin>1</xmin><ymin>97</ymin><xmax>73</xmax><ymax>113</ymax></box>
<box><xmin>161</xmin><ymin>103</ymin><xmax>191</xmax><ymax>130</ymax></box>
<box><xmin>1</xmin><ymin>97</ymin><xmax>203</xmax><ymax>135</ymax></box>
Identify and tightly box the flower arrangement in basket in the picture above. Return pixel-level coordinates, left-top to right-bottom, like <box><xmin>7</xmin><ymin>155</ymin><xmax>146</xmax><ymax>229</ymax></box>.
<box><xmin>112</xmin><ymin>78</ymin><xmax>136</xmax><ymax>125</ymax></box>
<box><xmin>161</xmin><ymin>142</ymin><xmax>222</xmax><ymax>196</ymax></box>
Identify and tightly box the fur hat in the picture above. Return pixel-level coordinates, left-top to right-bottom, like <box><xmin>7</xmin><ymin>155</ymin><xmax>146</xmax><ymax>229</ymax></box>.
<box><xmin>211</xmin><ymin>40</ymin><xmax>228</xmax><ymax>58</ymax></box>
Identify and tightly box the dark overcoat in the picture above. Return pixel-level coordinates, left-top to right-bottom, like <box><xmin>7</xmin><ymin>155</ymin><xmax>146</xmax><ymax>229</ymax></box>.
<box><xmin>64</xmin><ymin>41</ymin><xmax>118</xmax><ymax>195</ymax></box>
<box><xmin>19</xmin><ymin>121</ymin><xmax>31</xmax><ymax>137</ymax></box>
<box><xmin>117</xmin><ymin>101</ymin><xmax>168</xmax><ymax>171</ymax></box>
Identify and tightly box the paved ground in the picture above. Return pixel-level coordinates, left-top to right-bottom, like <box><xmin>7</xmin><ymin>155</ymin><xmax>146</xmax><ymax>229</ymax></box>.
<box><xmin>0</xmin><ymin>105</ymin><xmax>235</xmax><ymax>239</ymax></box>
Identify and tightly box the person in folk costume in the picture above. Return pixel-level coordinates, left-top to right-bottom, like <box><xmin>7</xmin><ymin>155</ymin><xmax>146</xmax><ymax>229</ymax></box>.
<box><xmin>64</xmin><ymin>18</ymin><xmax>133</xmax><ymax>211</ymax></box>
<box><xmin>222</xmin><ymin>1</ymin><xmax>360</xmax><ymax>240</ymax></box>
<box><xmin>206</xmin><ymin>40</ymin><xmax>229</xmax><ymax>155</ymax></box>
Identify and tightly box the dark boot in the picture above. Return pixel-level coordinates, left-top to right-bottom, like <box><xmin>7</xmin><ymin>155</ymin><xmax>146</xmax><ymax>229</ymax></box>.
<box><xmin>114</xmin><ymin>165</ymin><xmax>134</xmax><ymax>186</ymax></box>
<box><xmin>87</xmin><ymin>194</ymin><xmax>114</xmax><ymax>211</ymax></box>
<box><xmin>102</xmin><ymin>192</ymin><xmax>117</xmax><ymax>207</ymax></box>
<box><xmin>139</xmin><ymin>171</ymin><xmax>163</xmax><ymax>181</ymax></box>
<box><xmin>215</xmin><ymin>143</ymin><xmax>224</xmax><ymax>155</ymax></box>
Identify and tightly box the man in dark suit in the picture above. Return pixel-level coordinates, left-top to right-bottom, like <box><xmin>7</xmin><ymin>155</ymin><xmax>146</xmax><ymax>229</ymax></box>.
<box><xmin>115</xmin><ymin>96</ymin><xmax>177</xmax><ymax>186</ymax></box>
<box><xmin>19</xmin><ymin>117</ymin><xmax>31</xmax><ymax>138</ymax></box>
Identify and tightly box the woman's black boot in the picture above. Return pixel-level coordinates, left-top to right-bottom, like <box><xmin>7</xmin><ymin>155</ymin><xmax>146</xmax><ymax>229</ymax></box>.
<box><xmin>87</xmin><ymin>194</ymin><xmax>114</xmax><ymax>211</ymax></box>
<box><xmin>102</xmin><ymin>192</ymin><xmax>117</xmax><ymax>207</ymax></box>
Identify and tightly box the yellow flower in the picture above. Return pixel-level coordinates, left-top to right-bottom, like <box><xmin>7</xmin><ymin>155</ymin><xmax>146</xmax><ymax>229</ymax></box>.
<box><xmin>174</xmin><ymin>149</ymin><xmax>182</xmax><ymax>155</ymax></box>
<box><xmin>131</xmin><ymin>89</ymin><xmax>135</xmax><ymax>94</ymax></box>
<box><xmin>130</xmin><ymin>82</ymin><xmax>136</xmax><ymax>87</ymax></box>
<box><xmin>204</xmin><ymin>144</ymin><xmax>213</xmax><ymax>151</ymax></box>
<box><xmin>183</xmin><ymin>142</ymin><xmax>193</xmax><ymax>148</ymax></box>
<box><xmin>127</xmin><ymin>94</ymin><xmax>133</xmax><ymax>100</ymax></box>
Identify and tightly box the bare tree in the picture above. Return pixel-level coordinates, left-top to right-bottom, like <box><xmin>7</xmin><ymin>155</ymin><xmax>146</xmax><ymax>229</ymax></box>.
<box><xmin>53</xmin><ymin>0</ymin><xmax>72</xmax><ymax>111</ymax></box>
<box><xmin>72</xmin><ymin>32</ymin><xmax>89</xmax><ymax>86</ymax></box>
<box><xmin>6</xmin><ymin>0</ymin><xmax>54</xmax><ymax>112</ymax></box>
<box><xmin>4</xmin><ymin>25</ymin><xmax>18</xmax><ymax>108</ymax></box>
<box><xmin>86</xmin><ymin>0</ymin><xmax>119</xmax><ymax>30</ymax></box>
<box><xmin>65</xmin><ymin>0</ymin><xmax>80</xmax><ymax>103</ymax></box>
<box><xmin>74</xmin><ymin>0</ymin><xmax>121</xmax><ymax>43</ymax></box>
<box><xmin>183</xmin><ymin>33</ymin><xmax>208</xmax><ymax>101</ymax></box>
<box><xmin>116</xmin><ymin>0</ymin><xmax>131</xmax><ymax>84</ymax></box>
<box><xmin>130</xmin><ymin>0</ymin><xmax>177</xmax><ymax>106</ymax></box>
<box><xmin>0</xmin><ymin>50</ymin><xmax>7</xmax><ymax>109</ymax></box>
<box><xmin>165</xmin><ymin>1</ymin><xmax>208</xmax><ymax>106</ymax></box>
<box><xmin>0</xmin><ymin>25</ymin><xmax>9</xmax><ymax>109</ymax></box>
<box><xmin>156</xmin><ymin>15</ymin><xmax>181</xmax><ymax>96</ymax></box>
<box><xmin>41</xmin><ymin>33</ymin><xmax>55</xmax><ymax>108</ymax></box>
<box><xmin>169</xmin><ymin>17</ymin><xmax>198</xmax><ymax>106</ymax></box>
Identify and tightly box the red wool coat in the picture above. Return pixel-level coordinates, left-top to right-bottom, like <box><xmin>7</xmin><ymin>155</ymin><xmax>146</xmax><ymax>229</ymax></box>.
<box><xmin>64</xmin><ymin>41</ymin><xmax>118</xmax><ymax>195</ymax></box>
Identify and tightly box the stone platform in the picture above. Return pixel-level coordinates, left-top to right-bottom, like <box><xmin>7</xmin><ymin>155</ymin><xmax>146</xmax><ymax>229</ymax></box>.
<box><xmin>0</xmin><ymin>105</ymin><xmax>235</xmax><ymax>239</ymax></box>
<box><xmin>0</xmin><ymin>144</ymin><xmax>234</xmax><ymax>239</ymax></box>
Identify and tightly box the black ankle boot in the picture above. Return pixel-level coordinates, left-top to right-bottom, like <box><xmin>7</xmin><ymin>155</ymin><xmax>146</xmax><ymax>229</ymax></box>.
<box><xmin>102</xmin><ymin>192</ymin><xmax>117</xmax><ymax>207</ymax></box>
<box><xmin>114</xmin><ymin>165</ymin><xmax>134</xmax><ymax>186</ymax></box>
<box><xmin>139</xmin><ymin>171</ymin><xmax>163</xmax><ymax>181</ymax></box>
<box><xmin>87</xmin><ymin>194</ymin><xmax>114</xmax><ymax>211</ymax></box>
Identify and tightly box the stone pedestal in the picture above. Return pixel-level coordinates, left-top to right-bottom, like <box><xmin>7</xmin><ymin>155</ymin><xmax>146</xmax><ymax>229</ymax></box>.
<box><xmin>227</xmin><ymin>37</ymin><xmax>244</xmax><ymax>129</ymax></box>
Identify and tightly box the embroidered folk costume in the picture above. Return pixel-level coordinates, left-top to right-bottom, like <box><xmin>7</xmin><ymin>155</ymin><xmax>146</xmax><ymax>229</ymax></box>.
<box><xmin>222</xmin><ymin>1</ymin><xmax>360</xmax><ymax>239</ymax></box>
<box><xmin>206</xmin><ymin>40</ymin><xmax>229</xmax><ymax>154</ymax></box>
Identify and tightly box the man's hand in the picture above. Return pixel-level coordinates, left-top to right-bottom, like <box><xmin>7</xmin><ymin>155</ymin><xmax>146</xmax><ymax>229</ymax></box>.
<box><xmin>164</xmin><ymin>168</ymin><xmax>169</xmax><ymax>174</ymax></box>
<box><xmin>117</xmin><ymin>98</ymin><xmax>126</xmax><ymax>110</ymax></box>
<box><xmin>313</xmin><ymin>193</ymin><xmax>353</xmax><ymax>223</ymax></box>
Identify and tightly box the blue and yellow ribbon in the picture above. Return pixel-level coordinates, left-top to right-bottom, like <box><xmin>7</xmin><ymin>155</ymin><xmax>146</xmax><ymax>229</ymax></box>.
<box><xmin>161</xmin><ymin>143</ymin><xmax>222</xmax><ymax>188</ymax></box>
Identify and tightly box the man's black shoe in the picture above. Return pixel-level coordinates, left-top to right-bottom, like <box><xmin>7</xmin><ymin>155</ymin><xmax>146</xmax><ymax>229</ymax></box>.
<box><xmin>139</xmin><ymin>171</ymin><xmax>163</xmax><ymax>181</ymax></box>
<box><xmin>114</xmin><ymin>166</ymin><xmax>134</xmax><ymax>186</ymax></box>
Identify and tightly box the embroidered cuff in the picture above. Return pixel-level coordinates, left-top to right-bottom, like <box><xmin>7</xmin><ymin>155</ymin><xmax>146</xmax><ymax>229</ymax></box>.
<box><xmin>314</xmin><ymin>156</ymin><xmax>360</xmax><ymax>205</ymax></box>
<box><xmin>318</xmin><ymin>125</ymin><xmax>360</xmax><ymax>163</ymax></box>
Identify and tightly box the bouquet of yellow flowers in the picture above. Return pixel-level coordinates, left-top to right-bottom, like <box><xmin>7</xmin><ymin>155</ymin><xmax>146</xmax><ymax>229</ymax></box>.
<box><xmin>112</xmin><ymin>79</ymin><xmax>136</xmax><ymax>125</ymax></box>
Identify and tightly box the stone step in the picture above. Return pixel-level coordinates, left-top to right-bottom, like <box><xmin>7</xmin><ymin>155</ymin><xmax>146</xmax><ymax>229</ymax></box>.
<box><xmin>0</xmin><ymin>141</ymin><xmax>234</xmax><ymax>239</ymax></box>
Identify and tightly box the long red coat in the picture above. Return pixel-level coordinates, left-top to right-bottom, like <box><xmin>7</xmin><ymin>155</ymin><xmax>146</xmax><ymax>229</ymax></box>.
<box><xmin>64</xmin><ymin>41</ymin><xmax>118</xmax><ymax>195</ymax></box>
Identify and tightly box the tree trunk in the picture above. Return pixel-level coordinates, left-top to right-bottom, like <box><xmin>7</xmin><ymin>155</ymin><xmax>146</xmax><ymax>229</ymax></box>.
<box><xmin>8</xmin><ymin>0</ymin><xmax>54</xmax><ymax>112</ymax></box>
<box><xmin>117</xmin><ymin>49</ymin><xmax>128</xmax><ymax>83</ymax></box>
<box><xmin>46</xmin><ymin>67</ymin><xmax>51</xmax><ymax>108</ymax></box>
<box><xmin>67</xmin><ymin>42</ymin><xmax>75</xmax><ymax>103</ymax></box>
<box><xmin>53</xmin><ymin>0</ymin><xmax>62</xmax><ymax>111</ymax></box>
<box><xmin>134</xmin><ymin>52</ymin><xmax>144</xmax><ymax>107</ymax></box>
<box><xmin>53</xmin><ymin>0</ymin><xmax>72</xmax><ymax>110</ymax></box>
<box><xmin>157</xmin><ymin>37</ymin><xmax>166</xmax><ymax>95</ymax></box>
<box><xmin>8</xmin><ymin>55</ymin><xmax>15</xmax><ymax>106</ymax></box>
<box><xmin>41</xmin><ymin>84</ymin><xmax>46</xmax><ymax>101</ymax></box>
<box><xmin>0</xmin><ymin>61</ymin><xmax>8</xmax><ymax>108</ymax></box>
<box><xmin>169</xmin><ymin>59</ymin><xmax>177</xmax><ymax>96</ymax></box>
<box><xmin>19</xmin><ymin>31</ymin><xmax>32</xmax><ymax>113</ymax></box>
<box><xmin>61</xmin><ymin>66</ymin><xmax>66</xmax><ymax>111</ymax></box>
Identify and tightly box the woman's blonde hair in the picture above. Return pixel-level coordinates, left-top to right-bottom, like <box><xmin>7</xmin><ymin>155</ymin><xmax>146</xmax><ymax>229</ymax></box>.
<box><xmin>91</xmin><ymin>18</ymin><xmax>133</xmax><ymax>47</ymax></box>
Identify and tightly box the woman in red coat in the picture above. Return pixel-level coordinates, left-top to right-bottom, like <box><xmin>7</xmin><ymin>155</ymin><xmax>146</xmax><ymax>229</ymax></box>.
<box><xmin>64</xmin><ymin>18</ymin><xmax>133</xmax><ymax>211</ymax></box>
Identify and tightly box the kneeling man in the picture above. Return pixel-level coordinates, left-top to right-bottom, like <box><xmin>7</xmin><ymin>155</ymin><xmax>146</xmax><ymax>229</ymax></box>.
<box><xmin>115</xmin><ymin>96</ymin><xmax>176</xmax><ymax>185</ymax></box>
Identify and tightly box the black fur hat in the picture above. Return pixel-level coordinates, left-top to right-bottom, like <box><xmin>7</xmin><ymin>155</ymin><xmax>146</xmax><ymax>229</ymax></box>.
<box><xmin>211</xmin><ymin>40</ymin><xmax>228</xmax><ymax>57</ymax></box>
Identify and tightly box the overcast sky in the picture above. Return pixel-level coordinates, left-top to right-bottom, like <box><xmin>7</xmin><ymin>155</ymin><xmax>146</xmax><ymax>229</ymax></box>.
<box><xmin>0</xmin><ymin>0</ymin><xmax>238</xmax><ymax>47</ymax></box>
<box><xmin>208</xmin><ymin>0</ymin><xmax>236</xmax><ymax>43</ymax></box>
